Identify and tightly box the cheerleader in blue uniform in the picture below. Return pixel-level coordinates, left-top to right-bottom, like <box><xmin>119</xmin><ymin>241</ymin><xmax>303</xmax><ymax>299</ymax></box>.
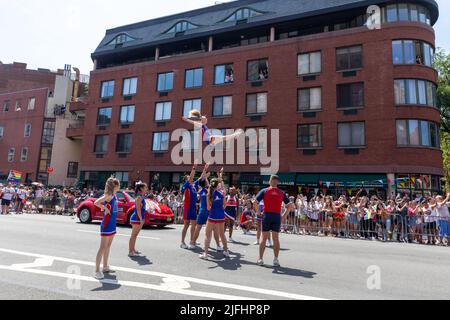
<box><xmin>182</xmin><ymin>110</ymin><xmax>244</xmax><ymax>146</ymax></box>
<box><xmin>199</xmin><ymin>168</ymin><xmax>230</xmax><ymax>260</ymax></box>
<box><xmin>192</xmin><ymin>164</ymin><xmax>223</xmax><ymax>251</ymax></box>
<box><xmin>129</xmin><ymin>181</ymin><xmax>149</xmax><ymax>257</ymax></box>
<box><xmin>94</xmin><ymin>177</ymin><xmax>120</xmax><ymax>280</ymax></box>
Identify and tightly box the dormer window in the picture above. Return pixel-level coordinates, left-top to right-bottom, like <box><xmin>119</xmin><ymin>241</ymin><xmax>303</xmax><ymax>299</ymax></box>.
<box><xmin>224</xmin><ymin>8</ymin><xmax>264</xmax><ymax>22</ymax></box>
<box><xmin>106</xmin><ymin>33</ymin><xmax>137</xmax><ymax>46</ymax></box>
<box><xmin>164</xmin><ymin>21</ymin><xmax>199</xmax><ymax>34</ymax></box>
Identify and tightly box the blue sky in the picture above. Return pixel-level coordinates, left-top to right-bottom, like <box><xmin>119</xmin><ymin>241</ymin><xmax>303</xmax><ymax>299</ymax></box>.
<box><xmin>0</xmin><ymin>0</ymin><xmax>449</xmax><ymax>74</ymax></box>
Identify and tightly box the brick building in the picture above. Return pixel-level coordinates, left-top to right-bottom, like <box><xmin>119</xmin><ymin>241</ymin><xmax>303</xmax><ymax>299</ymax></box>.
<box><xmin>0</xmin><ymin>63</ymin><xmax>86</xmax><ymax>186</ymax></box>
<box><xmin>73</xmin><ymin>0</ymin><xmax>442</xmax><ymax>197</ymax></box>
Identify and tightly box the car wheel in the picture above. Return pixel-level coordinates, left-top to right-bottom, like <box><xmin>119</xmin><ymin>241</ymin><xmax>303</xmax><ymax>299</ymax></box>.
<box><xmin>79</xmin><ymin>208</ymin><xmax>92</xmax><ymax>224</ymax></box>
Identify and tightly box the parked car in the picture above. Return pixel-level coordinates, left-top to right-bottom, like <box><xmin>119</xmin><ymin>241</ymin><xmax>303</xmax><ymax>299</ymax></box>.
<box><xmin>76</xmin><ymin>190</ymin><xmax>174</xmax><ymax>228</ymax></box>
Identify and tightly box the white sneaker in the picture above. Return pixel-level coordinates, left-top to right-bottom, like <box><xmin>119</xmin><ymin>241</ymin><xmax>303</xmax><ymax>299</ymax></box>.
<box><xmin>180</xmin><ymin>243</ymin><xmax>188</xmax><ymax>249</ymax></box>
<box><xmin>229</xmin><ymin>237</ymin><xmax>235</xmax><ymax>243</ymax></box>
<box><xmin>273</xmin><ymin>258</ymin><xmax>281</xmax><ymax>267</ymax></box>
<box><xmin>187</xmin><ymin>244</ymin><xmax>196</xmax><ymax>250</ymax></box>
<box><xmin>257</xmin><ymin>259</ymin><xmax>264</xmax><ymax>266</ymax></box>
<box><xmin>223</xmin><ymin>251</ymin><xmax>230</xmax><ymax>258</ymax></box>
<box><xmin>94</xmin><ymin>272</ymin><xmax>104</xmax><ymax>280</ymax></box>
<box><xmin>267</xmin><ymin>241</ymin><xmax>273</xmax><ymax>247</ymax></box>
<box><xmin>216</xmin><ymin>246</ymin><xmax>224</xmax><ymax>252</ymax></box>
<box><xmin>199</xmin><ymin>253</ymin><xmax>208</xmax><ymax>260</ymax></box>
<box><xmin>253</xmin><ymin>241</ymin><xmax>259</xmax><ymax>245</ymax></box>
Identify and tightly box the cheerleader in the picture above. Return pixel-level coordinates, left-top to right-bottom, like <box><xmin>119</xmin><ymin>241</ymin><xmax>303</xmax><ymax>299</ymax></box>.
<box><xmin>192</xmin><ymin>165</ymin><xmax>223</xmax><ymax>250</ymax></box>
<box><xmin>94</xmin><ymin>177</ymin><xmax>120</xmax><ymax>280</ymax></box>
<box><xmin>181</xmin><ymin>165</ymin><xmax>198</xmax><ymax>250</ymax></box>
<box><xmin>240</xmin><ymin>200</ymin><xmax>254</xmax><ymax>234</ymax></box>
<box><xmin>225</xmin><ymin>187</ymin><xmax>239</xmax><ymax>243</ymax></box>
<box><xmin>182</xmin><ymin>110</ymin><xmax>244</xmax><ymax>146</ymax></box>
<box><xmin>199</xmin><ymin>168</ymin><xmax>230</xmax><ymax>260</ymax></box>
<box><xmin>128</xmin><ymin>181</ymin><xmax>149</xmax><ymax>257</ymax></box>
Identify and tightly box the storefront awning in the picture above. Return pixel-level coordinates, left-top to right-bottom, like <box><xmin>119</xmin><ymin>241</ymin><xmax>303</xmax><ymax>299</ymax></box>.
<box><xmin>297</xmin><ymin>174</ymin><xmax>387</xmax><ymax>188</ymax></box>
<box><xmin>262</xmin><ymin>174</ymin><xmax>296</xmax><ymax>186</ymax></box>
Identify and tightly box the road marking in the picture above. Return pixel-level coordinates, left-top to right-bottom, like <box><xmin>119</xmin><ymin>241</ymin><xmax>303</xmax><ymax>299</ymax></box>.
<box><xmin>12</xmin><ymin>257</ymin><xmax>54</xmax><ymax>269</ymax></box>
<box><xmin>77</xmin><ymin>230</ymin><xmax>160</xmax><ymax>240</ymax></box>
<box><xmin>0</xmin><ymin>247</ymin><xmax>325</xmax><ymax>300</ymax></box>
<box><xmin>0</xmin><ymin>264</ymin><xmax>254</xmax><ymax>300</ymax></box>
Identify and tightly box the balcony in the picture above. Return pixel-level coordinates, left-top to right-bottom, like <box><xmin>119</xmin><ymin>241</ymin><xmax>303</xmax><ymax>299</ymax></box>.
<box><xmin>69</xmin><ymin>99</ymin><xmax>88</xmax><ymax>113</ymax></box>
<box><xmin>66</xmin><ymin>120</ymin><xmax>85</xmax><ymax>140</ymax></box>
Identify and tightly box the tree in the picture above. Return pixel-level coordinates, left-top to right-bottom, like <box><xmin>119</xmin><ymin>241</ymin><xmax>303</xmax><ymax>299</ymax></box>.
<box><xmin>435</xmin><ymin>49</ymin><xmax>450</xmax><ymax>191</ymax></box>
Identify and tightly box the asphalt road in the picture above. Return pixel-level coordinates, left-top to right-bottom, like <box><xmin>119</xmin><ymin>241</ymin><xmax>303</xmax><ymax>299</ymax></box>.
<box><xmin>0</xmin><ymin>213</ymin><xmax>449</xmax><ymax>300</ymax></box>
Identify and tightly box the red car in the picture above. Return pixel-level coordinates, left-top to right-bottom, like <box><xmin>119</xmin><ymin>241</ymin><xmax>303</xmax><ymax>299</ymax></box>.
<box><xmin>77</xmin><ymin>190</ymin><xmax>174</xmax><ymax>228</ymax></box>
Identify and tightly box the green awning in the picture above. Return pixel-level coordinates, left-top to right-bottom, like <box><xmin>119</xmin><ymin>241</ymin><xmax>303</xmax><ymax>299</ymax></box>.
<box><xmin>262</xmin><ymin>173</ymin><xmax>296</xmax><ymax>186</ymax></box>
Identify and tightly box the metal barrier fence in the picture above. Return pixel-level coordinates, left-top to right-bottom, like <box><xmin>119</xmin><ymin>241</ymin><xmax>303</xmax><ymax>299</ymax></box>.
<box><xmin>280</xmin><ymin>211</ymin><xmax>450</xmax><ymax>244</ymax></box>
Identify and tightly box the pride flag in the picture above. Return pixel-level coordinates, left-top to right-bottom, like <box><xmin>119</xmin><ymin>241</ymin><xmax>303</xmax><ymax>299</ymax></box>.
<box><xmin>7</xmin><ymin>170</ymin><xmax>22</xmax><ymax>184</ymax></box>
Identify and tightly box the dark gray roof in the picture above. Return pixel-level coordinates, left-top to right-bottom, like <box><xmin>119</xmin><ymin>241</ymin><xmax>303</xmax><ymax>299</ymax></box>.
<box><xmin>92</xmin><ymin>0</ymin><xmax>439</xmax><ymax>58</ymax></box>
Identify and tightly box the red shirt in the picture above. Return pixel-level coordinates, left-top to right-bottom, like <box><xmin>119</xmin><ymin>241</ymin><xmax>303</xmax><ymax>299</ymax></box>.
<box><xmin>256</xmin><ymin>187</ymin><xmax>289</xmax><ymax>215</ymax></box>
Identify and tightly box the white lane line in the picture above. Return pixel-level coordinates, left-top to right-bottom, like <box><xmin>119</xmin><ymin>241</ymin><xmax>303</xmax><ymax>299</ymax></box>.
<box><xmin>0</xmin><ymin>247</ymin><xmax>325</xmax><ymax>300</ymax></box>
<box><xmin>0</xmin><ymin>265</ymin><xmax>255</xmax><ymax>300</ymax></box>
<box><xmin>77</xmin><ymin>230</ymin><xmax>160</xmax><ymax>240</ymax></box>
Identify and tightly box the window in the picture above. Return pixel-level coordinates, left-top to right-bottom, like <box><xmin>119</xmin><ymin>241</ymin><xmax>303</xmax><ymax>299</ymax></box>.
<box><xmin>155</xmin><ymin>102</ymin><xmax>172</xmax><ymax>122</ymax></box>
<box><xmin>181</xmin><ymin>130</ymin><xmax>200</xmax><ymax>151</ymax></box>
<box><xmin>157</xmin><ymin>72</ymin><xmax>174</xmax><ymax>92</ymax></box>
<box><xmin>120</xmin><ymin>105</ymin><xmax>135</xmax><ymax>124</ymax></box>
<box><xmin>67</xmin><ymin>162</ymin><xmax>79</xmax><ymax>178</ymax></box>
<box><xmin>15</xmin><ymin>100</ymin><xmax>22</xmax><ymax>111</ymax></box>
<box><xmin>28</xmin><ymin>98</ymin><xmax>36</xmax><ymax>110</ymax></box>
<box><xmin>211</xmin><ymin>128</ymin><xmax>232</xmax><ymax>151</ymax></box>
<box><xmin>298</xmin><ymin>124</ymin><xmax>322</xmax><ymax>148</ymax></box>
<box><xmin>20</xmin><ymin>147</ymin><xmax>28</xmax><ymax>162</ymax></box>
<box><xmin>123</xmin><ymin>77</ymin><xmax>138</xmax><ymax>96</ymax></box>
<box><xmin>153</xmin><ymin>132</ymin><xmax>170</xmax><ymax>152</ymax></box>
<box><xmin>298</xmin><ymin>88</ymin><xmax>322</xmax><ymax>111</ymax></box>
<box><xmin>106</xmin><ymin>34</ymin><xmax>137</xmax><ymax>46</ymax></box>
<box><xmin>247</xmin><ymin>59</ymin><xmax>268</xmax><ymax>81</ymax></box>
<box><xmin>165</xmin><ymin>21</ymin><xmax>198</xmax><ymax>34</ymax></box>
<box><xmin>246</xmin><ymin>127</ymin><xmax>267</xmax><ymax>152</ymax></box>
<box><xmin>215</xmin><ymin>64</ymin><xmax>234</xmax><ymax>85</ymax></box>
<box><xmin>338</xmin><ymin>122</ymin><xmax>365</xmax><ymax>147</ymax></box>
<box><xmin>397</xmin><ymin>120</ymin><xmax>440</xmax><ymax>148</ymax></box>
<box><xmin>213</xmin><ymin>96</ymin><xmax>232</xmax><ymax>117</ymax></box>
<box><xmin>398</xmin><ymin>4</ymin><xmax>409</xmax><ymax>21</ymax></box>
<box><xmin>394</xmin><ymin>79</ymin><xmax>437</xmax><ymax>107</ymax></box>
<box><xmin>383</xmin><ymin>3</ymin><xmax>431</xmax><ymax>25</ymax></box>
<box><xmin>185</xmin><ymin>68</ymin><xmax>203</xmax><ymax>88</ymax></box>
<box><xmin>39</xmin><ymin>147</ymin><xmax>52</xmax><ymax>172</ymax></box>
<box><xmin>183</xmin><ymin>99</ymin><xmax>201</xmax><ymax>118</ymax></box>
<box><xmin>337</xmin><ymin>83</ymin><xmax>364</xmax><ymax>109</ymax></box>
<box><xmin>97</xmin><ymin>107</ymin><xmax>112</xmax><ymax>126</ymax></box>
<box><xmin>392</xmin><ymin>40</ymin><xmax>434</xmax><ymax>67</ymax></box>
<box><xmin>8</xmin><ymin>148</ymin><xmax>15</xmax><ymax>162</ymax></box>
<box><xmin>336</xmin><ymin>46</ymin><xmax>362</xmax><ymax>71</ymax></box>
<box><xmin>298</xmin><ymin>52</ymin><xmax>321</xmax><ymax>75</ymax></box>
<box><xmin>101</xmin><ymin>81</ymin><xmax>115</xmax><ymax>98</ymax></box>
<box><xmin>94</xmin><ymin>135</ymin><xmax>109</xmax><ymax>153</ymax></box>
<box><xmin>24</xmin><ymin>123</ymin><xmax>32</xmax><ymax>137</ymax></box>
<box><xmin>2</xmin><ymin>101</ymin><xmax>10</xmax><ymax>112</ymax></box>
<box><xmin>246</xmin><ymin>93</ymin><xmax>267</xmax><ymax>115</ymax></box>
<box><xmin>42</xmin><ymin>121</ymin><xmax>55</xmax><ymax>145</ymax></box>
<box><xmin>224</xmin><ymin>8</ymin><xmax>264</xmax><ymax>22</ymax></box>
<box><xmin>116</xmin><ymin>133</ymin><xmax>132</xmax><ymax>153</ymax></box>
<box><xmin>0</xmin><ymin>126</ymin><xmax>4</xmax><ymax>138</ymax></box>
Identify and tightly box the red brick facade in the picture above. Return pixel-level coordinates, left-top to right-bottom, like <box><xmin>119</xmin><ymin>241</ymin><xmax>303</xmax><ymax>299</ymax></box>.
<box><xmin>0</xmin><ymin>88</ymin><xmax>49</xmax><ymax>182</ymax></box>
<box><xmin>78</xmin><ymin>22</ymin><xmax>442</xmax><ymax>190</ymax></box>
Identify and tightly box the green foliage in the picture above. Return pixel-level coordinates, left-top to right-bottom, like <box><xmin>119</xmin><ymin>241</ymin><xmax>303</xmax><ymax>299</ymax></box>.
<box><xmin>435</xmin><ymin>49</ymin><xmax>450</xmax><ymax>191</ymax></box>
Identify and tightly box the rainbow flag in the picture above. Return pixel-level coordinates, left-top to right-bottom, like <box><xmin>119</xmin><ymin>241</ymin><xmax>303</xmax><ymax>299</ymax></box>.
<box><xmin>7</xmin><ymin>170</ymin><xmax>22</xmax><ymax>184</ymax></box>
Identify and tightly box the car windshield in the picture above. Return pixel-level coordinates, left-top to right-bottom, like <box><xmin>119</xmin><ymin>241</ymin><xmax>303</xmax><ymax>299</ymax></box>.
<box><xmin>125</xmin><ymin>192</ymin><xmax>135</xmax><ymax>201</ymax></box>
